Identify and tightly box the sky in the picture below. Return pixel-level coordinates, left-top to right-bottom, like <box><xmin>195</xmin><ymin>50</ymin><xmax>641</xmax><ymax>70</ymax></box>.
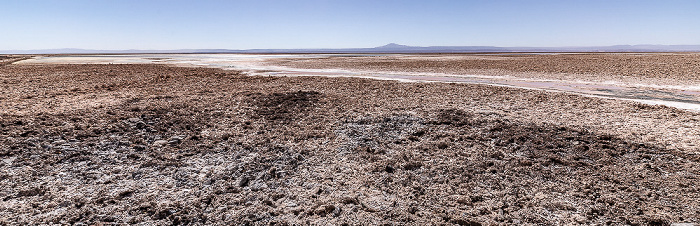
<box><xmin>1</xmin><ymin>0</ymin><xmax>699</xmax><ymax>50</ymax></box>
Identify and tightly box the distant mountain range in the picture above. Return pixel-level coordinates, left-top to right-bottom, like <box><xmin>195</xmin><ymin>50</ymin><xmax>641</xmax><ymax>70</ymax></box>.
<box><xmin>3</xmin><ymin>43</ymin><xmax>700</xmax><ymax>54</ymax></box>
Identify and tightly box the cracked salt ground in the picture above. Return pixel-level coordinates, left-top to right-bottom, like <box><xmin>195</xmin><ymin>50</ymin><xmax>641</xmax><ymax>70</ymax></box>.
<box><xmin>2</xmin><ymin>58</ymin><xmax>699</xmax><ymax>224</ymax></box>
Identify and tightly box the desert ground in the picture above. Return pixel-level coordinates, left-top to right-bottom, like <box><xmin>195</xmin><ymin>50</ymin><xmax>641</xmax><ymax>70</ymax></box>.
<box><xmin>269</xmin><ymin>53</ymin><xmax>700</xmax><ymax>86</ymax></box>
<box><xmin>1</xmin><ymin>54</ymin><xmax>699</xmax><ymax>225</ymax></box>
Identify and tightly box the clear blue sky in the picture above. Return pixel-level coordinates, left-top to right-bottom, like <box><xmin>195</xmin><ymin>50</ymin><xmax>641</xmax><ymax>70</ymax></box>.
<box><xmin>1</xmin><ymin>0</ymin><xmax>699</xmax><ymax>50</ymax></box>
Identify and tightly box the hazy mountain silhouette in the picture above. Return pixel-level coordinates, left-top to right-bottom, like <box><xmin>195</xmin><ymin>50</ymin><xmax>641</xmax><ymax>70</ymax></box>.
<box><xmin>3</xmin><ymin>44</ymin><xmax>700</xmax><ymax>54</ymax></box>
<box><xmin>375</xmin><ymin>43</ymin><xmax>413</xmax><ymax>49</ymax></box>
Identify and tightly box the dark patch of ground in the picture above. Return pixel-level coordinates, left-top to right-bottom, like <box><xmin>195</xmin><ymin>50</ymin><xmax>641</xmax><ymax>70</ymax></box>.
<box><xmin>251</xmin><ymin>91</ymin><xmax>323</xmax><ymax>122</ymax></box>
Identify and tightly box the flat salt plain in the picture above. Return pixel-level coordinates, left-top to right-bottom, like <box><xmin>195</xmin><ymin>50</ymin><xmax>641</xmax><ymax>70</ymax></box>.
<box><xmin>3</xmin><ymin>53</ymin><xmax>700</xmax><ymax>225</ymax></box>
<box><xmin>19</xmin><ymin>53</ymin><xmax>700</xmax><ymax>111</ymax></box>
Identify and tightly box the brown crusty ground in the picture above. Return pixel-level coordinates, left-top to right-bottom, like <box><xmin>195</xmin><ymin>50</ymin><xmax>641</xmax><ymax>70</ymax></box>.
<box><xmin>0</xmin><ymin>63</ymin><xmax>698</xmax><ymax>225</ymax></box>
<box><xmin>270</xmin><ymin>53</ymin><xmax>700</xmax><ymax>86</ymax></box>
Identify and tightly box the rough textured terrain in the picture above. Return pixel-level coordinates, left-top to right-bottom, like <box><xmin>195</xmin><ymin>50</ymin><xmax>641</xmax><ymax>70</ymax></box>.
<box><xmin>271</xmin><ymin>53</ymin><xmax>700</xmax><ymax>86</ymax></box>
<box><xmin>0</xmin><ymin>56</ymin><xmax>29</xmax><ymax>66</ymax></box>
<box><xmin>1</xmin><ymin>62</ymin><xmax>699</xmax><ymax>225</ymax></box>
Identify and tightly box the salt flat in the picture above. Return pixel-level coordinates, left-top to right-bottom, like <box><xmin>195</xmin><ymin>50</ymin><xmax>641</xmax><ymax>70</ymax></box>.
<box><xmin>19</xmin><ymin>53</ymin><xmax>700</xmax><ymax>111</ymax></box>
<box><xmin>2</xmin><ymin>55</ymin><xmax>699</xmax><ymax>225</ymax></box>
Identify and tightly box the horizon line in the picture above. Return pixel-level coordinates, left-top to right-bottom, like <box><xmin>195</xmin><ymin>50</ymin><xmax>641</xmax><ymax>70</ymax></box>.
<box><xmin>3</xmin><ymin>43</ymin><xmax>700</xmax><ymax>54</ymax></box>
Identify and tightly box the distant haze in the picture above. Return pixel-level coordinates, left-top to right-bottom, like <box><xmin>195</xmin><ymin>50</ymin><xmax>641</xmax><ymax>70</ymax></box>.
<box><xmin>4</xmin><ymin>43</ymin><xmax>700</xmax><ymax>54</ymax></box>
<box><xmin>1</xmin><ymin>0</ymin><xmax>699</xmax><ymax>50</ymax></box>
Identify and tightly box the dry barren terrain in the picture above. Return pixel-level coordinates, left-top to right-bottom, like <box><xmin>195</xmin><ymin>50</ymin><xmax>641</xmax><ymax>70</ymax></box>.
<box><xmin>271</xmin><ymin>53</ymin><xmax>700</xmax><ymax>86</ymax></box>
<box><xmin>1</xmin><ymin>60</ymin><xmax>699</xmax><ymax>225</ymax></box>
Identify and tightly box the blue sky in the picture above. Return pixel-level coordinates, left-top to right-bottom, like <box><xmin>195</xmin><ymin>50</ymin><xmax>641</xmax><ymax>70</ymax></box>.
<box><xmin>1</xmin><ymin>0</ymin><xmax>699</xmax><ymax>50</ymax></box>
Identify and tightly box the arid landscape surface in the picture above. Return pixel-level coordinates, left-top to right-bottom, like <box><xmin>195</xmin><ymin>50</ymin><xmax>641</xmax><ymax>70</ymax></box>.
<box><xmin>1</xmin><ymin>54</ymin><xmax>699</xmax><ymax>225</ymax></box>
<box><xmin>270</xmin><ymin>53</ymin><xmax>700</xmax><ymax>86</ymax></box>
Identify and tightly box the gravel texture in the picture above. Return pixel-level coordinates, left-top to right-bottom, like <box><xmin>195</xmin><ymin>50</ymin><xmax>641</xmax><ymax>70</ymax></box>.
<box><xmin>270</xmin><ymin>53</ymin><xmax>700</xmax><ymax>86</ymax></box>
<box><xmin>1</xmin><ymin>63</ymin><xmax>699</xmax><ymax>225</ymax></box>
